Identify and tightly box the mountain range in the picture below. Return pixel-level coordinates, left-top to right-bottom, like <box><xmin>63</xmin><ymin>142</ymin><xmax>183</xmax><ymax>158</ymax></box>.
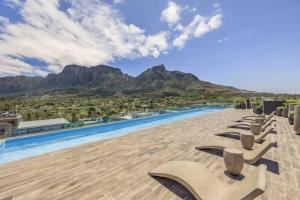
<box><xmin>0</xmin><ymin>64</ymin><xmax>241</xmax><ymax>96</ymax></box>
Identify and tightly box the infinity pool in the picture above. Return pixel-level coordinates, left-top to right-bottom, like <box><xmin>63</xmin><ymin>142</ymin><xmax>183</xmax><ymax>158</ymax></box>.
<box><xmin>0</xmin><ymin>106</ymin><xmax>226</xmax><ymax>164</ymax></box>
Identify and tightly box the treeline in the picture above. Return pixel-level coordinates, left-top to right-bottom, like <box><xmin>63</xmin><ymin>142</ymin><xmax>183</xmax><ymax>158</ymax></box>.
<box><xmin>0</xmin><ymin>93</ymin><xmax>233</xmax><ymax>122</ymax></box>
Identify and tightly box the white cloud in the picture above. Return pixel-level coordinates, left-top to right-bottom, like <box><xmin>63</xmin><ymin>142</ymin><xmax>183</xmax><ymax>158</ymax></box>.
<box><xmin>183</xmin><ymin>5</ymin><xmax>197</xmax><ymax>12</ymax></box>
<box><xmin>138</xmin><ymin>32</ymin><xmax>168</xmax><ymax>58</ymax></box>
<box><xmin>213</xmin><ymin>3</ymin><xmax>220</xmax><ymax>9</ymax></box>
<box><xmin>212</xmin><ymin>2</ymin><xmax>222</xmax><ymax>12</ymax></box>
<box><xmin>0</xmin><ymin>0</ymin><xmax>223</xmax><ymax>76</ymax></box>
<box><xmin>161</xmin><ymin>1</ymin><xmax>181</xmax><ymax>26</ymax></box>
<box><xmin>208</xmin><ymin>14</ymin><xmax>223</xmax><ymax>29</ymax></box>
<box><xmin>0</xmin><ymin>0</ymin><xmax>169</xmax><ymax>76</ymax></box>
<box><xmin>175</xmin><ymin>24</ymin><xmax>184</xmax><ymax>31</ymax></box>
<box><xmin>191</xmin><ymin>7</ymin><xmax>197</xmax><ymax>12</ymax></box>
<box><xmin>217</xmin><ymin>37</ymin><xmax>229</xmax><ymax>43</ymax></box>
<box><xmin>113</xmin><ymin>0</ymin><xmax>124</xmax><ymax>4</ymax></box>
<box><xmin>0</xmin><ymin>55</ymin><xmax>49</xmax><ymax>76</ymax></box>
<box><xmin>173</xmin><ymin>13</ymin><xmax>223</xmax><ymax>48</ymax></box>
<box><xmin>3</xmin><ymin>0</ymin><xmax>23</xmax><ymax>8</ymax></box>
<box><xmin>0</xmin><ymin>16</ymin><xmax>8</xmax><ymax>24</ymax></box>
<box><xmin>0</xmin><ymin>16</ymin><xmax>9</xmax><ymax>28</ymax></box>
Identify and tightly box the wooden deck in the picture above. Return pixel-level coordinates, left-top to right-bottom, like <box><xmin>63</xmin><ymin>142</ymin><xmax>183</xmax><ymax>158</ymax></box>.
<box><xmin>0</xmin><ymin>109</ymin><xmax>299</xmax><ymax>200</ymax></box>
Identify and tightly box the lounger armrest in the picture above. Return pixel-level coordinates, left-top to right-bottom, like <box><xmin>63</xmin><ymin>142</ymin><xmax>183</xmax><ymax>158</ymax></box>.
<box><xmin>246</xmin><ymin>138</ymin><xmax>274</xmax><ymax>164</ymax></box>
<box><xmin>262</xmin><ymin>119</ymin><xmax>274</xmax><ymax>132</ymax></box>
<box><xmin>264</xmin><ymin>112</ymin><xmax>275</xmax><ymax>124</ymax></box>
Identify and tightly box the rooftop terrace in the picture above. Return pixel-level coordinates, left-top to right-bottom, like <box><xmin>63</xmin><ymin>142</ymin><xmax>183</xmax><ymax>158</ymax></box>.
<box><xmin>0</xmin><ymin>109</ymin><xmax>299</xmax><ymax>200</ymax></box>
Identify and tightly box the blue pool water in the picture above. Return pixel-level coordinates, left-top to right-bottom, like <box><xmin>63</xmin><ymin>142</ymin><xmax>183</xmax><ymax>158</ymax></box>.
<box><xmin>0</xmin><ymin>106</ymin><xmax>226</xmax><ymax>164</ymax></box>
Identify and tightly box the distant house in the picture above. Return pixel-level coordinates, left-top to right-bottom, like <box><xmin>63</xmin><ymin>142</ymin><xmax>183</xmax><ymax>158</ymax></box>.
<box><xmin>12</xmin><ymin>118</ymin><xmax>69</xmax><ymax>136</ymax></box>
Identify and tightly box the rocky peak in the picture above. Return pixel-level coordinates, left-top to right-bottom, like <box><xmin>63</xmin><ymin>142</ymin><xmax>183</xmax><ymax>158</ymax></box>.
<box><xmin>149</xmin><ymin>64</ymin><xmax>166</xmax><ymax>73</ymax></box>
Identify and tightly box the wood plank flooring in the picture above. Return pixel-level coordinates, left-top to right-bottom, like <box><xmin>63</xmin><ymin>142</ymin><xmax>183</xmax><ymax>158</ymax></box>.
<box><xmin>0</xmin><ymin>109</ymin><xmax>299</xmax><ymax>200</ymax></box>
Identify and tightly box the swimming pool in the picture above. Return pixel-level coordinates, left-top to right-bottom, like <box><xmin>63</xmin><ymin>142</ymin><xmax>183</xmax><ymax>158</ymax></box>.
<box><xmin>0</xmin><ymin>106</ymin><xmax>226</xmax><ymax>164</ymax></box>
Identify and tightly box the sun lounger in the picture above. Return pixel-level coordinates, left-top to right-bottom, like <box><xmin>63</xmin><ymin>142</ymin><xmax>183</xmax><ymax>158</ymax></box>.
<box><xmin>215</xmin><ymin>127</ymin><xmax>274</xmax><ymax>142</ymax></box>
<box><xmin>236</xmin><ymin>114</ymin><xmax>275</xmax><ymax>125</ymax></box>
<box><xmin>239</xmin><ymin>111</ymin><xmax>275</xmax><ymax>123</ymax></box>
<box><xmin>242</xmin><ymin>111</ymin><xmax>275</xmax><ymax>120</ymax></box>
<box><xmin>235</xmin><ymin>118</ymin><xmax>258</xmax><ymax>123</ymax></box>
<box><xmin>195</xmin><ymin>137</ymin><xmax>274</xmax><ymax>164</ymax></box>
<box><xmin>149</xmin><ymin>161</ymin><xmax>266</xmax><ymax>200</ymax></box>
<box><xmin>228</xmin><ymin>118</ymin><xmax>275</xmax><ymax>132</ymax></box>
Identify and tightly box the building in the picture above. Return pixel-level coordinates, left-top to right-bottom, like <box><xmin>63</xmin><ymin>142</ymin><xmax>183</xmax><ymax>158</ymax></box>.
<box><xmin>114</xmin><ymin>112</ymin><xmax>158</xmax><ymax>120</ymax></box>
<box><xmin>0</xmin><ymin>112</ymin><xmax>22</xmax><ymax>127</ymax></box>
<box><xmin>79</xmin><ymin>118</ymin><xmax>102</xmax><ymax>125</ymax></box>
<box><xmin>12</xmin><ymin>118</ymin><xmax>69</xmax><ymax>137</ymax></box>
<box><xmin>0</xmin><ymin>112</ymin><xmax>22</xmax><ymax>138</ymax></box>
<box><xmin>118</xmin><ymin>115</ymin><xmax>133</xmax><ymax>120</ymax></box>
<box><xmin>0</xmin><ymin>111</ymin><xmax>70</xmax><ymax>137</ymax></box>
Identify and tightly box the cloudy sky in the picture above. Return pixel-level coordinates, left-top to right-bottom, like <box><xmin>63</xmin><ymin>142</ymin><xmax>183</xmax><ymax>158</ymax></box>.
<box><xmin>0</xmin><ymin>0</ymin><xmax>299</xmax><ymax>93</ymax></box>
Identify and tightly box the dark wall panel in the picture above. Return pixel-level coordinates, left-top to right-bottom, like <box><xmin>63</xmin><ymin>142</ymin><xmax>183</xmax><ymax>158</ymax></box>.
<box><xmin>263</xmin><ymin>101</ymin><xmax>285</xmax><ymax>114</ymax></box>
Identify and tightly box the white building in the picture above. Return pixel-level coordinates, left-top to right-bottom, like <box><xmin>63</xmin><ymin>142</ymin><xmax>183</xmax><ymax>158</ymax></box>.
<box><xmin>12</xmin><ymin>118</ymin><xmax>69</xmax><ymax>136</ymax></box>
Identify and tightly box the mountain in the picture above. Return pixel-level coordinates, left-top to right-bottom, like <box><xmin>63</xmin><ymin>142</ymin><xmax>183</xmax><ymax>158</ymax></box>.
<box><xmin>134</xmin><ymin>65</ymin><xmax>199</xmax><ymax>90</ymax></box>
<box><xmin>134</xmin><ymin>65</ymin><xmax>237</xmax><ymax>92</ymax></box>
<box><xmin>0</xmin><ymin>64</ymin><xmax>240</xmax><ymax>96</ymax></box>
<box><xmin>0</xmin><ymin>76</ymin><xmax>43</xmax><ymax>95</ymax></box>
<box><xmin>39</xmin><ymin>65</ymin><xmax>134</xmax><ymax>90</ymax></box>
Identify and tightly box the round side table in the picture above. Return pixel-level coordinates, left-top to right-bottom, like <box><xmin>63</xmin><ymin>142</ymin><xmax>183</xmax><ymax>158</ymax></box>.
<box><xmin>250</xmin><ymin>123</ymin><xmax>262</xmax><ymax>135</ymax></box>
<box><xmin>258</xmin><ymin>114</ymin><xmax>265</xmax><ymax>119</ymax></box>
<box><xmin>240</xmin><ymin>132</ymin><xmax>255</xmax><ymax>150</ymax></box>
<box><xmin>255</xmin><ymin>117</ymin><xmax>264</xmax><ymax>125</ymax></box>
<box><xmin>223</xmin><ymin>148</ymin><xmax>244</xmax><ymax>176</ymax></box>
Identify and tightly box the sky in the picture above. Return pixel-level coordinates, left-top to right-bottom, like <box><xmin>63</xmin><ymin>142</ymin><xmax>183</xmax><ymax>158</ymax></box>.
<box><xmin>0</xmin><ymin>0</ymin><xmax>299</xmax><ymax>93</ymax></box>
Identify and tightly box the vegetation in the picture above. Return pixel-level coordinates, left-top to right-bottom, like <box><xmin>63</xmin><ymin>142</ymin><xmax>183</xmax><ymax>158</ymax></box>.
<box><xmin>276</xmin><ymin>106</ymin><xmax>284</xmax><ymax>116</ymax></box>
<box><xmin>234</xmin><ymin>97</ymin><xmax>247</xmax><ymax>109</ymax></box>
<box><xmin>0</xmin><ymin>93</ymin><xmax>233</xmax><ymax>122</ymax></box>
<box><xmin>284</xmin><ymin>99</ymin><xmax>299</xmax><ymax>106</ymax></box>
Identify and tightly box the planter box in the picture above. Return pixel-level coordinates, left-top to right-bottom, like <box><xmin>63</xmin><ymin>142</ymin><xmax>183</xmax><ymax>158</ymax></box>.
<box><xmin>294</xmin><ymin>106</ymin><xmax>300</xmax><ymax>134</ymax></box>
<box><xmin>282</xmin><ymin>107</ymin><xmax>289</xmax><ymax>118</ymax></box>
<box><xmin>289</xmin><ymin>112</ymin><xmax>295</xmax><ymax>125</ymax></box>
<box><xmin>276</xmin><ymin>107</ymin><xmax>283</xmax><ymax>116</ymax></box>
